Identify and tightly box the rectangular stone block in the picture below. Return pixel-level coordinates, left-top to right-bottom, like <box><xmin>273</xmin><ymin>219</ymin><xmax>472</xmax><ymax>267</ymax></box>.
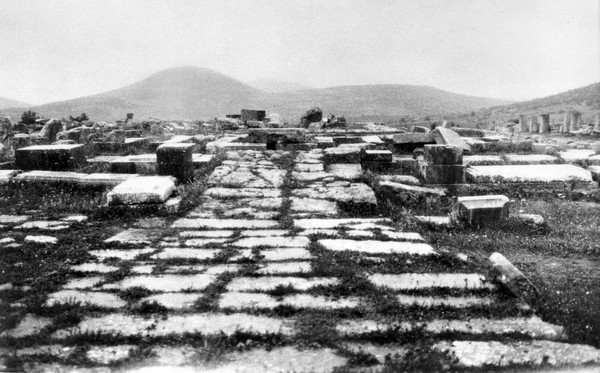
<box><xmin>423</xmin><ymin>165</ymin><xmax>465</xmax><ymax>184</ymax></box>
<box><xmin>13</xmin><ymin>170</ymin><xmax>86</xmax><ymax>184</ymax></box>
<box><xmin>423</xmin><ymin>145</ymin><xmax>463</xmax><ymax>165</ymax></box>
<box><xmin>15</xmin><ymin>144</ymin><xmax>86</xmax><ymax>171</ymax></box>
<box><xmin>457</xmin><ymin>195</ymin><xmax>510</xmax><ymax>225</ymax></box>
<box><xmin>323</xmin><ymin>147</ymin><xmax>361</xmax><ymax>164</ymax></box>
<box><xmin>467</xmin><ymin>164</ymin><xmax>593</xmax><ymax>183</ymax></box>
<box><xmin>109</xmin><ymin>154</ymin><xmax>157</xmax><ymax>174</ymax></box>
<box><xmin>106</xmin><ymin>176</ymin><xmax>177</xmax><ymax>205</ymax></box>
<box><xmin>362</xmin><ymin>150</ymin><xmax>392</xmax><ymax>163</ymax></box>
<box><xmin>430</xmin><ymin>128</ymin><xmax>470</xmax><ymax>152</ymax></box>
<box><xmin>314</xmin><ymin>137</ymin><xmax>335</xmax><ymax>149</ymax></box>
<box><xmin>392</xmin><ymin>133</ymin><xmax>434</xmax><ymax>144</ymax></box>
<box><xmin>157</xmin><ymin>143</ymin><xmax>195</xmax><ymax>182</ymax></box>
<box><xmin>79</xmin><ymin>173</ymin><xmax>139</xmax><ymax>187</ymax></box>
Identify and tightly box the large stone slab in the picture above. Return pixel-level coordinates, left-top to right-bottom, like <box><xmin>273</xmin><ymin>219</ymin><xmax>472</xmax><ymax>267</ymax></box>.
<box><xmin>434</xmin><ymin>340</ymin><xmax>600</xmax><ymax>369</ymax></box>
<box><xmin>393</xmin><ymin>132</ymin><xmax>434</xmax><ymax>144</ymax></box>
<box><xmin>79</xmin><ymin>173</ymin><xmax>139</xmax><ymax>187</ymax></box>
<box><xmin>467</xmin><ymin>164</ymin><xmax>593</xmax><ymax>183</ymax></box>
<box><xmin>106</xmin><ymin>176</ymin><xmax>177</xmax><ymax>205</ymax></box>
<box><xmin>431</xmin><ymin>128</ymin><xmax>470</xmax><ymax>152</ymax></box>
<box><xmin>559</xmin><ymin>149</ymin><xmax>595</xmax><ymax>163</ymax></box>
<box><xmin>504</xmin><ymin>154</ymin><xmax>558</xmax><ymax>165</ymax></box>
<box><xmin>233</xmin><ymin>236</ymin><xmax>310</xmax><ymax>248</ymax></box>
<box><xmin>463</xmin><ymin>155</ymin><xmax>504</xmax><ymax>166</ymax></box>
<box><xmin>15</xmin><ymin>144</ymin><xmax>86</xmax><ymax>171</ymax></box>
<box><xmin>52</xmin><ymin>313</ymin><xmax>294</xmax><ymax>338</ymax></box>
<box><xmin>369</xmin><ymin>273</ymin><xmax>495</xmax><ymax>290</ymax></box>
<box><xmin>291</xmin><ymin>183</ymin><xmax>377</xmax><ymax>205</ymax></box>
<box><xmin>227</xmin><ymin>277</ymin><xmax>338</xmax><ymax>292</ymax></box>
<box><xmin>204</xmin><ymin>187</ymin><xmax>282</xmax><ymax>199</ymax></box>
<box><xmin>294</xmin><ymin>218</ymin><xmax>392</xmax><ymax>229</ymax></box>
<box><xmin>46</xmin><ymin>290</ymin><xmax>126</xmax><ymax>308</ymax></box>
<box><xmin>219</xmin><ymin>292</ymin><xmax>359</xmax><ymax>310</ymax></box>
<box><xmin>12</xmin><ymin>171</ymin><xmax>86</xmax><ymax>184</ymax></box>
<box><xmin>172</xmin><ymin>218</ymin><xmax>279</xmax><ymax>229</ymax></box>
<box><xmin>319</xmin><ymin>239</ymin><xmax>435</xmax><ymax>255</ymax></box>
<box><xmin>103</xmin><ymin>274</ymin><xmax>215</xmax><ymax>292</ymax></box>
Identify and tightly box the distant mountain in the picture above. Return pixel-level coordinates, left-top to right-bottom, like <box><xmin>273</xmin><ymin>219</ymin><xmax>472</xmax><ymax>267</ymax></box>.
<box><xmin>483</xmin><ymin>82</ymin><xmax>600</xmax><ymax>116</ymax></box>
<box><xmin>1</xmin><ymin>66</ymin><xmax>514</xmax><ymax>121</ymax></box>
<box><xmin>264</xmin><ymin>85</ymin><xmax>512</xmax><ymax>120</ymax></box>
<box><xmin>0</xmin><ymin>97</ymin><xmax>31</xmax><ymax>110</ymax></box>
<box><xmin>248</xmin><ymin>78</ymin><xmax>313</xmax><ymax>93</ymax></box>
<box><xmin>2</xmin><ymin>67</ymin><xmax>266</xmax><ymax>121</ymax></box>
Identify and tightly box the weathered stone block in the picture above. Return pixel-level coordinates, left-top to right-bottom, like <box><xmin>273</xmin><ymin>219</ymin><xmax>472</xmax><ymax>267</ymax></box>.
<box><xmin>314</xmin><ymin>137</ymin><xmax>335</xmax><ymax>149</ymax></box>
<box><xmin>13</xmin><ymin>170</ymin><xmax>86</xmax><ymax>184</ymax></box>
<box><xmin>431</xmin><ymin>128</ymin><xmax>470</xmax><ymax>152</ymax></box>
<box><xmin>323</xmin><ymin>147</ymin><xmax>361</xmax><ymax>164</ymax></box>
<box><xmin>362</xmin><ymin>150</ymin><xmax>392</xmax><ymax>163</ymax></box>
<box><xmin>457</xmin><ymin>195</ymin><xmax>510</xmax><ymax>226</ymax></box>
<box><xmin>156</xmin><ymin>143</ymin><xmax>194</xmax><ymax>182</ymax></box>
<box><xmin>423</xmin><ymin>165</ymin><xmax>465</xmax><ymax>184</ymax></box>
<box><xmin>392</xmin><ymin>132</ymin><xmax>434</xmax><ymax>144</ymax></box>
<box><xmin>15</xmin><ymin>144</ymin><xmax>86</xmax><ymax>171</ymax></box>
<box><xmin>79</xmin><ymin>173</ymin><xmax>139</xmax><ymax>187</ymax></box>
<box><xmin>423</xmin><ymin>145</ymin><xmax>463</xmax><ymax>165</ymax></box>
<box><xmin>107</xmin><ymin>176</ymin><xmax>177</xmax><ymax>205</ymax></box>
<box><xmin>110</xmin><ymin>154</ymin><xmax>157</xmax><ymax>174</ymax></box>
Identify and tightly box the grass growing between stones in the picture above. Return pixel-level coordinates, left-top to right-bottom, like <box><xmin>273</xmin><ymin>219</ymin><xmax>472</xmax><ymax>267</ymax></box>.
<box><xmin>419</xmin><ymin>198</ymin><xmax>600</xmax><ymax>348</ymax></box>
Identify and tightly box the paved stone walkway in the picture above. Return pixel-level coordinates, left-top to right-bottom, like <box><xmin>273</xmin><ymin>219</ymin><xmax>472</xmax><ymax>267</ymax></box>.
<box><xmin>2</xmin><ymin>149</ymin><xmax>600</xmax><ymax>372</ymax></box>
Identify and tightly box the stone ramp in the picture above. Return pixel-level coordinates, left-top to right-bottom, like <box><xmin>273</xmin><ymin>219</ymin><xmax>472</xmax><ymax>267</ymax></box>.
<box><xmin>2</xmin><ymin>149</ymin><xmax>599</xmax><ymax>372</ymax></box>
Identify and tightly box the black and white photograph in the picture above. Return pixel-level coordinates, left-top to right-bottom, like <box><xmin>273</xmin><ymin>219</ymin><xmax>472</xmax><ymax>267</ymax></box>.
<box><xmin>0</xmin><ymin>0</ymin><xmax>599</xmax><ymax>371</ymax></box>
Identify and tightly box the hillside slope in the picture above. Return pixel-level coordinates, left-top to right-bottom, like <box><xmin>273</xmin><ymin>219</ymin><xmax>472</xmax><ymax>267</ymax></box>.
<box><xmin>484</xmin><ymin>82</ymin><xmax>600</xmax><ymax>115</ymax></box>
<box><xmin>0</xmin><ymin>97</ymin><xmax>31</xmax><ymax>110</ymax></box>
<box><xmin>2</xmin><ymin>67</ymin><xmax>514</xmax><ymax>121</ymax></box>
<box><xmin>248</xmin><ymin>79</ymin><xmax>313</xmax><ymax>93</ymax></box>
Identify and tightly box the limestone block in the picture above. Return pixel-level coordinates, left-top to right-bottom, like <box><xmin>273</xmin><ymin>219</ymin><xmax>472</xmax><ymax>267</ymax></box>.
<box><xmin>323</xmin><ymin>147</ymin><xmax>361</xmax><ymax>164</ymax></box>
<box><xmin>392</xmin><ymin>132</ymin><xmax>434</xmax><ymax>144</ymax></box>
<box><xmin>13</xmin><ymin>170</ymin><xmax>86</xmax><ymax>184</ymax></box>
<box><xmin>157</xmin><ymin>143</ymin><xmax>194</xmax><ymax>182</ymax></box>
<box><xmin>362</xmin><ymin>150</ymin><xmax>392</xmax><ymax>163</ymax></box>
<box><xmin>109</xmin><ymin>154</ymin><xmax>157</xmax><ymax>174</ymax></box>
<box><xmin>423</xmin><ymin>144</ymin><xmax>463</xmax><ymax>165</ymax></box>
<box><xmin>15</xmin><ymin>144</ymin><xmax>86</xmax><ymax>171</ymax></box>
<box><xmin>423</xmin><ymin>165</ymin><xmax>465</xmax><ymax>184</ymax></box>
<box><xmin>457</xmin><ymin>195</ymin><xmax>510</xmax><ymax>226</ymax></box>
<box><xmin>430</xmin><ymin>128</ymin><xmax>470</xmax><ymax>152</ymax></box>
<box><xmin>79</xmin><ymin>173</ymin><xmax>139</xmax><ymax>187</ymax></box>
<box><xmin>466</xmin><ymin>164</ymin><xmax>593</xmax><ymax>183</ymax></box>
<box><xmin>107</xmin><ymin>176</ymin><xmax>176</xmax><ymax>205</ymax></box>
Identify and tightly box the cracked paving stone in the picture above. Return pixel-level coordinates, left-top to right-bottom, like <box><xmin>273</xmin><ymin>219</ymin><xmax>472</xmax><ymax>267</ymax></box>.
<box><xmin>227</xmin><ymin>276</ymin><xmax>338</xmax><ymax>292</ymax></box>
<box><xmin>369</xmin><ymin>273</ymin><xmax>496</xmax><ymax>290</ymax></box>
<box><xmin>233</xmin><ymin>236</ymin><xmax>310</xmax><ymax>248</ymax></box>
<box><xmin>102</xmin><ymin>274</ymin><xmax>215</xmax><ymax>292</ymax></box>
<box><xmin>151</xmin><ymin>248</ymin><xmax>222</xmax><ymax>260</ymax></box>
<box><xmin>45</xmin><ymin>290</ymin><xmax>126</xmax><ymax>308</ymax></box>
<box><xmin>319</xmin><ymin>239</ymin><xmax>435</xmax><ymax>255</ymax></box>
<box><xmin>219</xmin><ymin>292</ymin><xmax>360</xmax><ymax>310</ymax></box>
<box><xmin>89</xmin><ymin>247</ymin><xmax>155</xmax><ymax>260</ymax></box>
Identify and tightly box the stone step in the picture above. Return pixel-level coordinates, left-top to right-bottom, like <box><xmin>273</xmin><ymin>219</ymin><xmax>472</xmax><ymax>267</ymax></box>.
<box><xmin>171</xmin><ymin>218</ymin><xmax>279</xmax><ymax>229</ymax></box>
<box><xmin>337</xmin><ymin>316</ymin><xmax>565</xmax><ymax>340</ymax></box>
<box><xmin>219</xmin><ymin>292</ymin><xmax>360</xmax><ymax>310</ymax></box>
<box><xmin>226</xmin><ymin>276</ymin><xmax>338</xmax><ymax>292</ymax></box>
<box><xmin>319</xmin><ymin>239</ymin><xmax>435</xmax><ymax>255</ymax></box>
<box><xmin>51</xmin><ymin>313</ymin><xmax>294</xmax><ymax>339</ymax></box>
<box><xmin>467</xmin><ymin>164</ymin><xmax>593</xmax><ymax>183</ymax></box>
<box><xmin>434</xmin><ymin>340</ymin><xmax>600</xmax><ymax>369</ymax></box>
<box><xmin>368</xmin><ymin>273</ymin><xmax>496</xmax><ymax>290</ymax></box>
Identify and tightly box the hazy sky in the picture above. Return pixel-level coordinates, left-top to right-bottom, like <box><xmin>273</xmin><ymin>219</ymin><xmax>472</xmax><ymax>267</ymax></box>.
<box><xmin>0</xmin><ymin>0</ymin><xmax>598</xmax><ymax>105</ymax></box>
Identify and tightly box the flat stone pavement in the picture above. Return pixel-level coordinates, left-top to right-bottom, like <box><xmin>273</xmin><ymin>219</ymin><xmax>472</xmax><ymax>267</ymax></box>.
<box><xmin>2</xmin><ymin>149</ymin><xmax>600</xmax><ymax>372</ymax></box>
